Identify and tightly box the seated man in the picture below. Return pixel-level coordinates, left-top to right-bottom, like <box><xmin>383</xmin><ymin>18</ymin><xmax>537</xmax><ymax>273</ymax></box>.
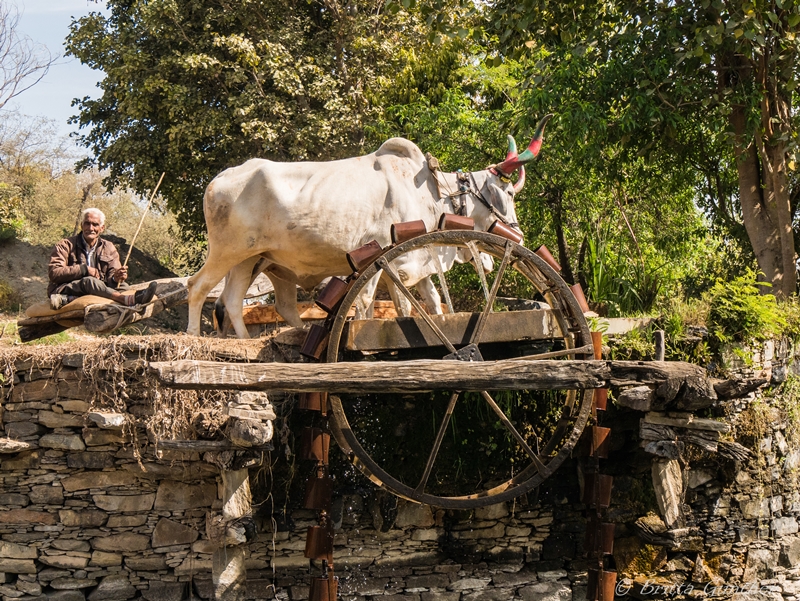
<box><xmin>48</xmin><ymin>208</ymin><xmax>157</xmax><ymax>310</ymax></box>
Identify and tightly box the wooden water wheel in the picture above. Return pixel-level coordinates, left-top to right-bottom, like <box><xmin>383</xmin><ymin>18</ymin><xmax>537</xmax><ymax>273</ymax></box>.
<box><xmin>322</xmin><ymin>227</ymin><xmax>594</xmax><ymax>509</ymax></box>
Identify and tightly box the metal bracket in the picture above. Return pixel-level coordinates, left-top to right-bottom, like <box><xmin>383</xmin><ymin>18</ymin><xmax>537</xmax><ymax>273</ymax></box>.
<box><xmin>444</xmin><ymin>343</ymin><xmax>483</xmax><ymax>362</ymax></box>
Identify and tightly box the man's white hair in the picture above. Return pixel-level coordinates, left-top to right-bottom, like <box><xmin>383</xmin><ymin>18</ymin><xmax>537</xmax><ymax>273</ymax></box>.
<box><xmin>81</xmin><ymin>208</ymin><xmax>106</xmax><ymax>226</ymax></box>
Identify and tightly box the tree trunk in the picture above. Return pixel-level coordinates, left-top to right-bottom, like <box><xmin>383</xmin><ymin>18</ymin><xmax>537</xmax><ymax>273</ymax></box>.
<box><xmin>730</xmin><ymin>106</ymin><xmax>796</xmax><ymax>297</ymax></box>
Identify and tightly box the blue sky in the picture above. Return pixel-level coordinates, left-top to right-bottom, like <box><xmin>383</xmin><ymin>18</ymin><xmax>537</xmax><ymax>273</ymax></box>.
<box><xmin>11</xmin><ymin>0</ymin><xmax>108</xmax><ymax>144</ymax></box>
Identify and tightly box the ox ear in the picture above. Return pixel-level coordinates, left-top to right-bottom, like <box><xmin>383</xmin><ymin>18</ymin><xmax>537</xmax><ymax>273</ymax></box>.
<box><xmin>488</xmin><ymin>183</ymin><xmax>511</xmax><ymax>215</ymax></box>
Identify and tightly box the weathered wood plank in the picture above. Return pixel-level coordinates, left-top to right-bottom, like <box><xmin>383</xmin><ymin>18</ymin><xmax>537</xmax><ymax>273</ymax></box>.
<box><xmin>148</xmin><ymin>359</ymin><xmax>705</xmax><ymax>393</ymax></box>
<box><xmin>84</xmin><ymin>285</ymin><xmax>188</xmax><ymax>333</ymax></box>
<box><xmin>344</xmin><ymin>309</ymin><xmax>562</xmax><ymax>351</ymax></box>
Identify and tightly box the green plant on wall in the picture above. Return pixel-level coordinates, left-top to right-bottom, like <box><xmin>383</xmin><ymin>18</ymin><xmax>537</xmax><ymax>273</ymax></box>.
<box><xmin>705</xmin><ymin>271</ymin><xmax>786</xmax><ymax>345</ymax></box>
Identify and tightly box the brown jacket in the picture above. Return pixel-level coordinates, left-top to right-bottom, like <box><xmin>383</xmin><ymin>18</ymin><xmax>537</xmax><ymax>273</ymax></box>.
<box><xmin>47</xmin><ymin>235</ymin><xmax>123</xmax><ymax>296</ymax></box>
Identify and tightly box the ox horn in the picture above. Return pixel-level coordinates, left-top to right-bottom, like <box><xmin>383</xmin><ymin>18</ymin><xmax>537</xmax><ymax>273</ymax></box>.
<box><xmin>495</xmin><ymin>113</ymin><xmax>554</xmax><ymax>175</ymax></box>
<box><xmin>504</xmin><ymin>134</ymin><xmax>518</xmax><ymax>162</ymax></box>
<box><xmin>513</xmin><ymin>165</ymin><xmax>526</xmax><ymax>193</ymax></box>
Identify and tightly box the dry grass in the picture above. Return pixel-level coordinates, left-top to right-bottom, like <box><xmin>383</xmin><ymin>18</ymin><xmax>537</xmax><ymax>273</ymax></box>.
<box><xmin>0</xmin><ymin>334</ymin><xmax>279</xmax><ymax>453</ymax></box>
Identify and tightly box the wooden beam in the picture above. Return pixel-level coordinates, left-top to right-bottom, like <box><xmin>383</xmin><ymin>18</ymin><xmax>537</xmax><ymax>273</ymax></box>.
<box><xmin>84</xmin><ymin>286</ymin><xmax>188</xmax><ymax>333</ymax></box>
<box><xmin>344</xmin><ymin>309</ymin><xmax>562</xmax><ymax>351</ymax></box>
<box><xmin>148</xmin><ymin>359</ymin><xmax>706</xmax><ymax>393</ymax></box>
<box><xmin>213</xmin><ymin>468</ymin><xmax>251</xmax><ymax>601</ymax></box>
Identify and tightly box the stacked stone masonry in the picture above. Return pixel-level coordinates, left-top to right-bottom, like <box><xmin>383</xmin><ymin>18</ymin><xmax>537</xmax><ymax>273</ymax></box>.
<box><xmin>0</xmin><ymin>340</ymin><xmax>799</xmax><ymax>601</ymax></box>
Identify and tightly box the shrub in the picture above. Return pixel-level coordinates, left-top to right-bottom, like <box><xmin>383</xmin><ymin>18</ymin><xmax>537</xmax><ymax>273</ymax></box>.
<box><xmin>705</xmin><ymin>271</ymin><xmax>785</xmax><ymax>344</ymax></box>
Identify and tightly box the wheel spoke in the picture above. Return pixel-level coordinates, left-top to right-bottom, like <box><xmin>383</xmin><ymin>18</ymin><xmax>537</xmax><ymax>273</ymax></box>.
<box><xmin>479</xmin><ymin>390</ymin><xmax>547</xmax><ymax>473</ymax></box>
<box><xmin>469</xmin><ymin>241</ymin><xmax>513</xmax><ymax>346</ymax></box>
<box><xmin>512</xmin><ymin>344</ymin><xmax>595</xmax><ymax>361</ymax></box>
<box><xmin>466</xmin><ymin>240</ymin><xmax>490</xmax><ymax>302</ymax></box>
<box><xmin>426</xmin><ymin>245</ymin><xmax>454</xmax><ymax>314</ymax></box>
<box><xmin>376</xmin><ymin>257</ymin><xmax>458</xmax><ymax>353</ymax></box>
<box><xmin>416</xmin><ymin>391</ymin><xmax>459</xmax><ymax>493</ymax></box>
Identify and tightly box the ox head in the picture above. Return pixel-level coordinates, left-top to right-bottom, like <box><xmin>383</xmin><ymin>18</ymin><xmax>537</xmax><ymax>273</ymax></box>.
<box><xmin>466</xmin><ymin>114</ymin><xmax>553</xmax><ymax>240</ymax></box>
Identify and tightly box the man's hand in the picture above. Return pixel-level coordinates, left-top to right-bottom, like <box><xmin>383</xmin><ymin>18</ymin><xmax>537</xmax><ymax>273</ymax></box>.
<box><xmin>113</xmin><ymin>266</ymin><xmax>129</xmax><ymax>284</ymax></box>
<box><xmin>87</xmin><ymin>266</ymin><xmax>102</xmax><ymax>279</ymax></box>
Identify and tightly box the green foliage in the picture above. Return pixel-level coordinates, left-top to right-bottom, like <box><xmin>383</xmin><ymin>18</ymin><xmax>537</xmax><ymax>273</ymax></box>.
<box><xmin>706</xmin><ymin>271</ymin><xmax>786</xmax><ymax>344</ymax></box>
<box><xmin>67</xmin><ymin>0</ymin><xmax>467</xmax><ymax>238</ymax></box>
<box><xmin>0</xmin><ymin>182</ymin><xmax>23</xmax><ymax>244</ymax></box>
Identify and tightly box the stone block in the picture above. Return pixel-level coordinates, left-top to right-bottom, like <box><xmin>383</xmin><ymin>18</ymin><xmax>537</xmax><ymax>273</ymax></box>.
<box><xmin>121</xmin><ymin>461</ymin><xmax>217</xmax><ymax>481</ymax></box>
<box><xmin>462</xmin><ymin>590</ymin><xmax>512</xmax><ymax>601</ymax></box>
<box><xmin>395</xmin><ymin>502</ymin><xmax>435</xmax><ymax>529</ymax></box>
<box><xmin>474</xmin><ymin>502</ymin><xmax>508</xmax><ymax>521</ymax></box>
<box><xmin>49</xmin><ymin>580</ymin><xmax>97</xmax><ymax>591</ymax></box>
<box><xmin>449</xmin><ymin>523</ymin><xmax>505</xmax><ymax>540</ymax></box>
<box><xmin>0</xmin><ymin>451</ymin><xmax>40</xmax><ymax>470</ymax></box>
<box><xmin>0</xmin><ymin>510</ymin><xmax>56</xmax><ymax>525</ymax></box>
<box><xmin>151</xmin><ymin>518</ymin><xmax>200</xmax><ymax>548</ymax></box>
<box><xmin>773</xmin><ymin>517</ymin><xmax>799</xmax><ymax>537</ymax></box>
<box><xmin>154</xmin><ymin>482</ymin><xmax>216</xmax><ymax>511</ymax></box>
<box><xmin>46</xmin><ymin>592</ymin><xmax>85</xmax><ymax>601</ymax></box>
<box><xmin>173</xmin><ymin>558</ymin><xmax>212</xmax><ymax>576</ymax></box>
<box><xmin>87</xmin><ymin>413</ymin><xmax>125</xmax><ymax>430</ymax></box>
<box><xmin>780</xmin><ymin>537</ymin><xmax>800</xmax><ymax>567</ymax></box>
<box><xmin>421</xmin><ymin>594</ymin><xmax>460</xmax><ymax>601</ymax></box>
<box><xmin>90</xmin><ymin>533</ymin><xmax>149</xmax><ymax>552</ymax></box>
<box><xmin>61</xmin><ymin>353</ymin><xmax>85</xmax><ymax>368</ymax></box>
<box><xmin>82</xmin><ymin>429</ymin><xmax>124</xmax><ymax>447</ymax></box>
<box><xmin>743</xmin><ymin>548</ymin><xmax>779</xmax><ymax>581</ymax></box>
<box><xmin>447</xmin><ymin>579</ymin><xmax>490</xmax><ymax>592</ymax></box>
<box><xmin>38</xmin><ymin>570</ymin><xmax>71</xmax><ymax>582</ymax></box>
<box><xmin>16</xmin><ymin>580</ymin><xmax>42</xmax><ymax>596</ymax></box>
<box><xmin>652</xmin><ymin>459</ymin><xmax>684</xmax><ymax>528</ymax></box>
<box><xmin>51</xmin><ymin>541</ymin><xmax>90</xmax><ymax>552</ymax></box>
<box><xmin>89</xmin><ymin>552</ymin><xmax>122</xmax><ymax>568</ymax></box>
<box><xmin>11</xmin><ymin>380</ymin><xmax>56</xmax><ymax>403</ymax></box>
<box><xmin>0</xmin><ymin>542</ymin><xmax>37</xmax><ymax>560</ymax></box>
<box><xmin>412</xmin><ymin>528</ymin><xmax>443</xmax><ymax>542</ymax></box>
<box><xmin>491</xmin><ymin>569</ymin><xmax>536</xmax><ymax>587</ymax></box>
<box><xmin>105</xmin><ymin>515</ymin><xmax>147</xmax><ymax>528</ymax></box>
<box><xmin>56</xmin><ymin>381</ymin><xmax>92</xmax><ymax>401</ymax></box>
<box><xmin>66</xmin><ymin>453</ymin><xmax>115</xmax><ymax>470</ymax></box>
<box><xmin>0</xmin><ymin>559</ymin><xmax>36</xmax><ymax>574</ymax></box>
<box><xmin>141</xmin><ymin>582</ymin><xmax>185</xmax><ymax>601</ymax></box>
<box><xmin>5</xmin><ymin>423</ymin><xmax>44</xmax><ymax>438</ymax></box>
<box><xmin>37</xmin><ymin>411</ymin><xmax>83</xmax><ymax>429</ymax></box>
<box><xmin>39</xmin><ymin>435</ymin><xmax>85</xmax><ymax>452</ymax></box>
<box><xmin>123</xmin><ymin>557</ymin><xmax>167</xmax><ymax>571</ymax></box>
<box><xmin>86</xmin><ymin>575</ymin><xmax>135</xmax><ymax>601</ymax></box>
<box><xmin>58</xmin><ymin>510</ymin><xmax>108</xmax><ymax>528</ymax></box>
<box><xmin>56</xmin><ymin>400</ymin><xmax>90</xmax><ymax>413</ymax></box>
<box><xmin>62</xmin><ymin>471</ymin><xmax>136</xmax><ymax>492</ymax></box>
<box><xmin>38</xmin><ymin>556</ymin><xmax>89</xmax><ymax>570</ymax></box>
<box><xmin>740</xmin><ymin>497</ymin><xmax>770</xmax><ymax>519</ymax></box>
<box><xmin>29</xmin><ymin>485</ymin><xmax>64</xmax><ymax>505</ymax></box>
<box><xmin>92</xmin><ymin>494</ymin><xmax>155</xmax><ymax>512</ymax></box>
<box><xmin>0</xmin><ymin>495</ymin><xmax>28</xmax><ymax>507</ymax></box>
<box><xmin>519</xmin><ymin>581</ymin><xmax>571</xmax><ymax>601</ymax></box>
<box><xmin>405</xmin><ymin>575</ymin><xmax>451</xmax><ymax>589</ymax></box>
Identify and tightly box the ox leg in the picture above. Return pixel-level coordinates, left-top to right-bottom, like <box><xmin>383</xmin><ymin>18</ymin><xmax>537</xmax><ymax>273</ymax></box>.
<box><xmin>187</xmin><ymin>257</ymin><xmax>243</xmax><ymax>337</ymax></box>
<box><xmin>220</xmin><ymin>256</ymin><xmax>262</xmax><ymax>339</ymax></box>
<box><xmin>417</xmin><ymin>276</ymin><xmax>444</xmax><ymax>315</ymax></box>
<box><xmin>270</xmin><ymin>274</ymin><xmax>305</xmax><ymax>329</ymax></box>
<box><xmin>354</xmin><ymin>273</ymin><xmax>381</xmax><ymax>320</ymax></box>
<box><xmin>383</xmin><ymin>274</ymin><xmax>412</xmax><ymax>317</ymax></box>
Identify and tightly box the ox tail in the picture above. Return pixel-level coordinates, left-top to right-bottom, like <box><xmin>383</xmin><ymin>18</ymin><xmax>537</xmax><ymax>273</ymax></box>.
<box><xmin>213</xmin><ymin>298</ymin><xmax>226</xmax><ymax>334</ymax></box>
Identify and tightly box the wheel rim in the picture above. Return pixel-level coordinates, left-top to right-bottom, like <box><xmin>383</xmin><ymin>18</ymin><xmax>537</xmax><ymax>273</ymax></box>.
<box><xmin>326</xmin><ymin>230</ymin><xmax>593</xmax><ymax>509</ymax></box>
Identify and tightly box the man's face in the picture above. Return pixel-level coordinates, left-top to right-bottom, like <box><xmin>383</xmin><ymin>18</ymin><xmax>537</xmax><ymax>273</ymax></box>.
<box><xmin>81</xmin><ymin>213</ymin><xmax>105</xmax><ymax>246</ymax></box>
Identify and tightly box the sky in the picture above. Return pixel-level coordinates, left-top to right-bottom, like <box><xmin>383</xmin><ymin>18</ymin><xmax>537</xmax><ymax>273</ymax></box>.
<box><xmin>10</xmin><ymin>0</ymin><xmax>109</xmax><ymax>145</ymax></box>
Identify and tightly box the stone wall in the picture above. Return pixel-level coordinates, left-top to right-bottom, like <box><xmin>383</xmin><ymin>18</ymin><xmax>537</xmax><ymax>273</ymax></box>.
<box><xmin>1</xmin><ymin>340</ymin><xmax>799</xmax><ymax>601</ymax></box>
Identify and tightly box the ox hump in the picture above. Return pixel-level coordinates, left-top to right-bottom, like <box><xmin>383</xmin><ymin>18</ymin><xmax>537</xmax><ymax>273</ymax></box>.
<box><xmin>375</xmin><ymin>138</ymin><xmax>426</xmax><ymax>164</ymax></box>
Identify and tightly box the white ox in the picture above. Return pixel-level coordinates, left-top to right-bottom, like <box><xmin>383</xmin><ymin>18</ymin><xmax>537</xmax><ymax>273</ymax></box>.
<box><xmin>186</xmin><ymin>118</ymin><xmax>551</xmax><ymax>338</ymax></box>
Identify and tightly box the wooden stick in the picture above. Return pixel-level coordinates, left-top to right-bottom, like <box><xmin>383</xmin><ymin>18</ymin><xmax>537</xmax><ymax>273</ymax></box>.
<box><xmin>123</xmin><ymin>172</ymin><xmax>165</xmax><ymax>268</ymax></box>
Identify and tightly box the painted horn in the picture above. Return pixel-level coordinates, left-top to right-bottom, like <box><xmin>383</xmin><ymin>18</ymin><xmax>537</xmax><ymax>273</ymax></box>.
<box><xmin>504</xmin><ymin>134</ymin><xmax>518</xmax><ymax>162</ymax></box>
<box><xmin>513</xmin><ymin>165</ymin><xmax>526</xmax><ymax>193</ymax></box>
<box><xmin>495</xmin><ymin>114</ymin><xmax>554</xmax><ymax>175</ymax></box>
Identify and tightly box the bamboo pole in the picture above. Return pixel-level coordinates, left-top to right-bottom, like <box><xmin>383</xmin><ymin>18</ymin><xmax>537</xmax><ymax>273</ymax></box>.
<box><xmin>123</xmin><ymin>172</ymin><xmax>166</xmax><ymax>268</ymax></box>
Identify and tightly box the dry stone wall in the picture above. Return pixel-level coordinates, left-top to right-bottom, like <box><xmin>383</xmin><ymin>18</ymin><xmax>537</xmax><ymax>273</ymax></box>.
<box><xmin>0</xmin><ymin>339</ymin><xmax>799</xmax><ymax>601</ymax></box>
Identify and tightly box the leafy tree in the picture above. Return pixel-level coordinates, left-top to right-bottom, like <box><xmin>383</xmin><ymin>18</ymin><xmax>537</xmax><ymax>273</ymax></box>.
<box><xmin>67</xmin><ymin>0</ymin><xmax>467</xmax><ymax>238</ymax></box>
<box><xmin>487</xmin><ymin>0</ymin><xmax>800</xmax><ymax>298</ymax></box>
